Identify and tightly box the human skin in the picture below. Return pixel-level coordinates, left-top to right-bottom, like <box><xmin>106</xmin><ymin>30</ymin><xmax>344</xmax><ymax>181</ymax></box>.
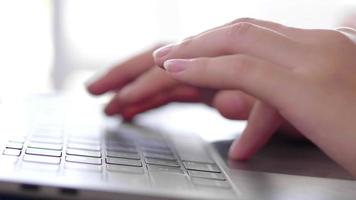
<box><xmin>87</xmin><ymin>20</ymin><xmax>299</xmax><ymax>137</ymax></box>
<box><xmin>87</xmin><ymin>44</ymin><xmax>254</xmax><ymax>122</ymax></box>
<box><xmin>88</xmin><ymin>18</ymin><xmax>356</xmax><ymax>176</ymax></box>
<box><xmin>152</xmin><ymin>18</ymin><xmax>356</xmax><ymax>176</ymax></box>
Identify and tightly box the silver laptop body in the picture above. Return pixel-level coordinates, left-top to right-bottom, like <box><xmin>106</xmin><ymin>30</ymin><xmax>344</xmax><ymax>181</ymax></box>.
<box><xmin>0</xmin><ymin>95</ymin><xmax>355</xmax><ymax>200</ymax></box>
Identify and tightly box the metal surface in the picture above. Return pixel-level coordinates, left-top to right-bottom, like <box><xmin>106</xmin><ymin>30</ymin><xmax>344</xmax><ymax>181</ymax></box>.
<box><xmin>0</xmin><ymin>96</ymin><xmax>355</xmax><ymax>200</ymax></box>
<box><xmin>211</xmin><ymin>138</ymin><xmax>356</xmax><ymax>200</ymax></box>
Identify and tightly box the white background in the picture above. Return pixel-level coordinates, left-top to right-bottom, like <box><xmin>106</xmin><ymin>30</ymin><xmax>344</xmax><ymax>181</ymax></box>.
<box><xmin>0</xmin><ymin>0</ymin><xmax>355</xmax><ymax>95</ymax></box>
<box><xmin>0</xmin><ymin>0</ymin><xmax>356</xmax><ymax>140</ymax></box>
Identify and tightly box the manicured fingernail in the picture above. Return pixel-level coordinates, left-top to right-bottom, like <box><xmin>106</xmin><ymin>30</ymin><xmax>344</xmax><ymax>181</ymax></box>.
<box><xmin>153</xmin><ymin>44</ymin><xmax>174</xmax><ymax>59</ymax></box>
<box><xmin>163</xmin><ymin>59</ymin><xmax>190</xmax><ymax>73</ymax></box>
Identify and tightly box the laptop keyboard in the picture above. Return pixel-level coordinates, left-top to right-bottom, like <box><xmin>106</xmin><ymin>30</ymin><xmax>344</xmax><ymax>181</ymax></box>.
<box><xmin>2</xmin><ymin>124</ymin><xmax>235</xmax><ymax>191</ymax></box>
<box><xmin>0</xmin><ymin>99</ymin><xmax>236</xmax><ymax>198</ymax></box>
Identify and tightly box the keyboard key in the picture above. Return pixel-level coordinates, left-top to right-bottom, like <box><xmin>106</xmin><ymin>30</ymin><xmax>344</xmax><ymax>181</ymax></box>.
<box><xmin>145</xmin><ymin>158</ymin><xmax>179</xmax><ymax>167</ymax></box>
<box><xmin>191</xmin><ymin>177</ymin><xmax>230</xmax><ymax>188</ymax></box>
<box><xmin>141</xmin><ymin>147</ymin><xmax>172</xmax><ymax>155</ymax></box>
<box><xmin>106</xmin><ymin>157</ymin><xmax>142</xmax><ymax>167</ymax></box>
<box><xmin>170</xmin><ymin>133</ymin><xmax>214</xmax><ymax>163</ymax></box>
<box><xmin>150</xmin><ymin>172</ymin><xmax>191</xmax><ymax>189</ymax></box>
<box><xmin>3</xmin><ymin>148</ymin><xmax>21</xmax><ymax>156</ymax></box>
<box><xmin>188</xmin><ymin>170</ymin><xmax>225</xmax><ymax>180</ymax></box>
<box><xmin>23</xmin><ymin>154</ymin><xmax>61</xmax><ymax>165</ymax></box>
<box><xmin>66</xmin><ymin>149</ymin><xmax>101</xmax><ymax>158</ymax></box>
<box><xmin>106</xmin><ymin>140</ymin><xmax>136</xmax><ymax>148</ymax></box>
<box><xmin>143</xmin><ymin>151</ymin><xmax>176</xmax><ymax>161</ymax></box>
<box><xmin>147</xmin><ymin>164</ymin><xmax>184</xmax><ymax>174</ymax></box>
<box><xmin>63</xmin><ymin>170</ymin><xmax>103</xmax><ymax>181</ymax></box>
<box><xmin>6</xmin><ymin>142</ymin><xmax>24</xmax><ymax>150</ymax></box>
<box><xmin>107</xmin><ymin>164</ymin><xmax>144</xmax><ymax>174</ymax></box>
<box><xmin>30</xmin><ymin>137</ymin><xmax>62</xmax><ymax>144</ymax></box>
<box><xmin>31</xmin><ymin>130</ymin><xmax>63</xmax><ymax>139</ymax></box>
<box><xmin>67</xmin><ymin>143</ymin><xmax>101</xmax><ymax>151</ymax></box>
<box><xmin>138</xmin><ymin>140</ymin><xmax>169</xmax><ymax>149</ymax></box>
<box><xmin>26</xmin><ymin>148</ymin><xmax>62</xmax><ymax>157</ymax></box>
<box><xmin>67</xmin><ymin>133</ymin><xmax>100</xmax><ymax>140</ymax></box>
<box><xmin>107</xmin><ymin>171</ymin><xmax>148</xmax><ymax>186</ymax></box>
<box><xmin>68</xmin><ymin>138</ymin><xmax>101</xmax><ymax>145</ymax></box>
<box><xmin>106</xmin><ymin>140</ymin><xmax>135</xmax><ymax>147</ymax></box>
<box><xmin>28</xmin><ymin>142</ymin><xmax>63</xmax><ymax>151</ymax></box>
<box><xmin>106</xmin><ymin>151</ymin><xmax>140</xmax><ymax>160</ymax></box>
<box><xmin>0</xmin><ymin>155</ymin><xmax>18</xmax><ymax>164</ymax></box>
<box><xmin>106</xmin><ymin>145</ymin><xmax>137</xmax><ymax>153</ymax></box>
<box><xmin>65</xmin><ymin>162</ymin><xmax>102</xmax><ymax>172</ymax></box>
<box><xmin>21</xmin><ymin>162</ymin><xmax>60</xmax><ymax>173</ymax></box>
<box><xmin>66</xmin><ymin>155</ymin><xmax>102</xmax><ymax>165</ymax></box>
<box><xmin>183</xmin><ymin>161</ymin><xmax>220</xmax><ymax>173</ymax></box>
<box><xmin>8</xmin><ymin>136</ymin><xmax>26</xmax><ymax>143</ymax></box>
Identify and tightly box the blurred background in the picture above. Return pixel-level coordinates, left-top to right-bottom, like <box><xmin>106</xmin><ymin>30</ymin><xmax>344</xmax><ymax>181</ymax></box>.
<box><xmin>0</xmin><ymin>0</ymin><xmax>356</xmax><ymax>140</ymax></box>
<box><xmin>1</xmin><ymin>0</ymin><xmax>356</xmax><ymax>96</ymax></box>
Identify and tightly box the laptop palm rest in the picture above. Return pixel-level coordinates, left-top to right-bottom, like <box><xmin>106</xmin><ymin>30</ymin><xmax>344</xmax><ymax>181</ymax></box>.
<box><xmin>212</xmin><ymin>136</ymin><xmax>354</xmax><ymax>180</ymax></box>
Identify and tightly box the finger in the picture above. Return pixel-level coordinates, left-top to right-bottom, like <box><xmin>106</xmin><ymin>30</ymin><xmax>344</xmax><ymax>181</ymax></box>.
<box><xmin>213</xmin><ymin>90</ymin><xmax>254</xmax><ymax>120</ymax></box>
<box><xmin>229</xmin><ymin>101</ymin><xmax>283</xmax><ymax>160</ymax></box>
<box><xmin>104</xmin><ymin>95</ymin><xmax>125</xmax><ymax>116</ymax></box>
<box><xmin>337</xmin><ymin>27</ymin><xmax>356</xmax><ymax>42</ymax></box>
<box><xmin>115</xmin><ymin>67</ymin><xmax>178</xmax><ymax>104</ymax></box>
<box><xmin>154</xmin><ymin>22</ymin><xmax>306</xmax><ymax>68</ymax></box>
<box><xmin>163</xmin><ymin>55</ymin><xmax>298</xmax><ymax>109</ymax></box>
<box><xmin>122</xmin><ymin>89</ymin><xmax>255</xmax><ymax>121</ymax></box>
<box><xmin>87</xmin><ymin>45</ymin><xmax>162</xmax><ymax>95</ymax></box>
<box><xmin>278</xmin><ymin>122</ymin><xmax>304</xmax><ymax>140</ymax></box>
<box><xmin>121</xmin><ymin>87</ymin><xmax>201</xmax><ymax>120</ymax></box>
<box><xmin>105</xmin><ymin>85</ymin><xmax>204</xmax><ymax>116</ymax></box>
<box><xmin>120</xmin><ymin>95</ymin><xmax>171</xmax><ymax>121</ymax></box>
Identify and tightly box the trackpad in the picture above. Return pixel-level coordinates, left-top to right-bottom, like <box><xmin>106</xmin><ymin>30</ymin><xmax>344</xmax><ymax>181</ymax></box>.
<box><xmin>212</xmin><ymin>137</ymin><xmax>354</xmax><ymax>180</ymax></box>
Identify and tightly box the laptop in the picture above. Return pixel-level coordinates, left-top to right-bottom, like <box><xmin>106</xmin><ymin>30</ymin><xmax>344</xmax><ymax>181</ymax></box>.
<box><xmin>0</xmin><ymin>94</ymin><xmax>355</xmax><ymax>200</ymax></box>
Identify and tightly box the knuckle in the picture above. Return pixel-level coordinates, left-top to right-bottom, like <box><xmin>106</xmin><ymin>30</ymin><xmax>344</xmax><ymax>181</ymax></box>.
<box><xmin>330</xmin><ymin>30</ymin><xmax>352</xmax><ymax>43</ymax></box>
<box><xmin>312</xmin><ymin>30</ymin><xmax>355</xmax><ymax>66</ymax></box>
<box><xmin>178</xmin><ymin>38</ymin><xmax>193</xmax><ymax>48</ymax></box>
<box><xmin>270</xmin><ymin>22</ymin><xmax>290</xmax><ymax>32</ymax></box>
<box><xmin>224</xmin><ymin>22</ymin><xmax>254</xmax><ymax>52</ymax></box>
<box><xmin>336</xmin><ymin>27</ymin><xmax>356</xmax><ymax>37</ymax></box>
<box><xmin>228</xmin><ymin>22</ymin><xmax>254</xmax><ymax>38</ymax></box>
<box><xmin>335</xmin><ymin>27</ymin><xmax>352</xmax><ymax>33</ymax></box>
<box><xmin>231</xmin><ymin>17</ymin><xmax>256</xmax><ymax>24</ymax></box>
<box><xmin>320</xmin><ymin>30</ymin><xmax>352</xmax><ymax>45</ymax></box>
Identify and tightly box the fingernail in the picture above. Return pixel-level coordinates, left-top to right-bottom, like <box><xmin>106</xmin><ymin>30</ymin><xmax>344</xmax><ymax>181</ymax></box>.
<box><xmin>153</xmin><ymin>44</ymin><xmax>174</xmax><ymax>59</ymax></box>
<box><xmin>163</xmin><ymin>59</ymin><xmax>190</xmax><ymax>73</ymax></box>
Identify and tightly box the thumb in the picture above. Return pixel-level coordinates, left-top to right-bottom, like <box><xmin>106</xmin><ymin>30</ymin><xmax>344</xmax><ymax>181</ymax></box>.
<box><xmin>229</xmin><ymin>101</ymin><xmax>283</xmax><ymax>160</ymax></box>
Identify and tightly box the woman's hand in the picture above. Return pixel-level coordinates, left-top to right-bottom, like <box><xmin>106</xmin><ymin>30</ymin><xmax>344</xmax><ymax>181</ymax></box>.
<box><xmin>87</xmin><ymin>45</ymin><xmax>255</xmax><ymax>121</ymax></box>
<box><xmin>153</xmin><ymin>18</ymin><xmax>356</xmax><ymax>176</ymax></box>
